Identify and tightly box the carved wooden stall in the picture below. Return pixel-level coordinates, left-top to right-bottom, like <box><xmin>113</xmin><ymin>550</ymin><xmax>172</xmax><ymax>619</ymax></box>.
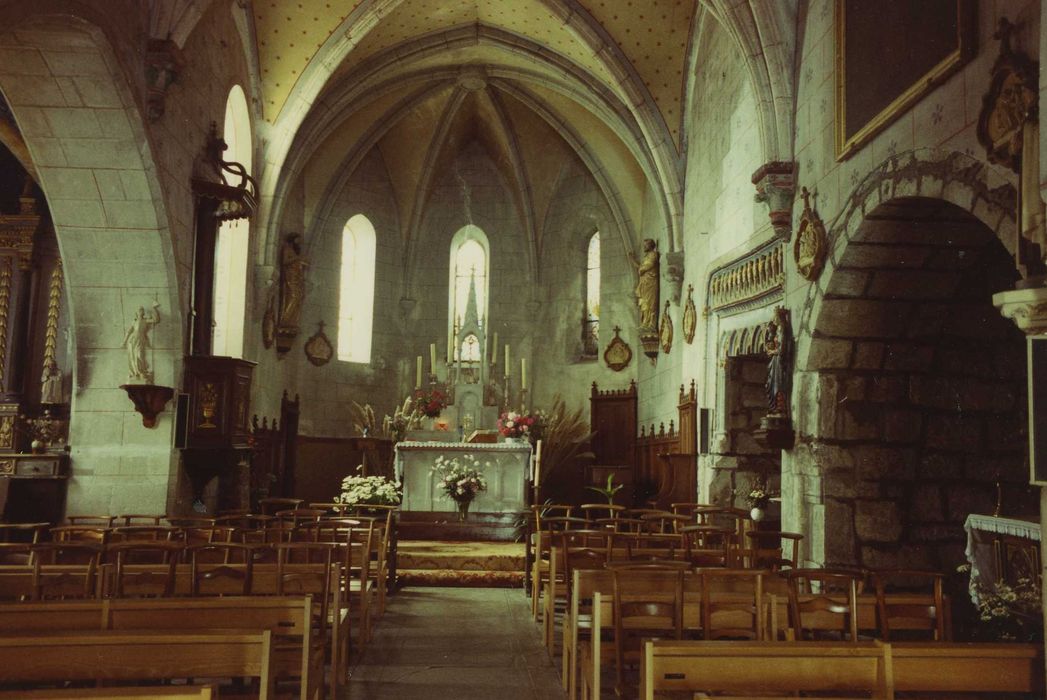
<box><xmin>636</xmin><ymin>382</ymin><xmax>698</xmax><ymax>508</ymax></box>
<box><xmin>249</xmin><ymin>391</ymin><xmax>300</xmax><ymax>508</ymax></box>
<box><xmin>588</xmin><ymin>381</ymin><xmax>637</xmax><ymax>497</ymax></box>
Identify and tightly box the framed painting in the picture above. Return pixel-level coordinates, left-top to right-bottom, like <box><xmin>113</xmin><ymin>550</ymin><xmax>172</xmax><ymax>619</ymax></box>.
<box><xmin>834</xmin><ymin>0</ymin><xmax>976</xmax><ymax>160</ymax></box>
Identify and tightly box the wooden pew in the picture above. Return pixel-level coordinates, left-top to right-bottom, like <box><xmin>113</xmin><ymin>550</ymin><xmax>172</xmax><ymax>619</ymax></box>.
<box><xmin>0</xmin><ymin>596</ymin><xmax>325</xmax><ymax>700</ymax></box>
<box><xmin>890</xmin><ymin>642</ymin><xmax>1043</xmax><ymax>694</ymax></box>
<box><xmin>0</xmin><ymin>564</ymin><xmax>101</xmax><ymax>600</ymax></box>
<box><xmin>638</xmin><ymin>639</ymin><xmax>894</xmax><ymax>700</ymax></box>
<box><xmin>0</xmin><ymin>687</ymin><xmax>216</xmax><ymax>699</ymax></box>
<box><xmin>0</xmin><ymin>630</ymin><xmax>275</xmax><ymax>699</ymax></box>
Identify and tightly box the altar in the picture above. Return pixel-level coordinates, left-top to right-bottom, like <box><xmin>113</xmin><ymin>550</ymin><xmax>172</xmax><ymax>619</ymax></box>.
<box><xmin>396</xmin><ymin>441</ymin><xmax>532</xmax><ymax>513</ymax></box>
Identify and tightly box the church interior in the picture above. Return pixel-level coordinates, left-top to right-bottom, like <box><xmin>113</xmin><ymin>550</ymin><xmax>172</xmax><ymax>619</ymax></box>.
<box><xmin>0</xmin><ymin>0</ymin><xmax>1046</xmax><ymax>697</ymax></box>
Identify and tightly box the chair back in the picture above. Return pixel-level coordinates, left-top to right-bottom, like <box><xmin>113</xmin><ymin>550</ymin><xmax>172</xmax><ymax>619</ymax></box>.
<box><xmin>611</xmin><ymin>566</ymin><xmax>684</xmax><ymax>694</ymax></box>
<box><xmin>871</xmin><ymin>568</ymin><xmax>948</xmax><ymax>641</ymax></box>
<box><xmin>743</xmin><ymin>530</ymin><xmax>803</xmax><ymax>570</ymax></box>
<box><xmin>275</xmin><ymin>542</ymin><xmax>333</xmax><ymax>640</ymax></box>
<box><xmin>29</xmin><ymin>543</ymin><xmax>102</xmax><ymax>600</ymax></box>
<box><xmin>66</xmin><ymin>515</ymin><xmax>115</xmax><ymax>527</ymax></box>
<box><xmin>110</xmin><ymin>542</ymin><xmax>182</xmax><ymax>598</ymax></box>
<box><xmin>109</xmin><ymin>526</ymin><xmax>183</xmax><ymax>543</ymax></box>
<box><xmin>115</xmin><ymin>514</ymin><xmax>164</xmax><ymax>526</ymax></box>
<box><xmin>579</xmin><ymin>503</ymin><xmax>625</xmax><ymax>522</ymax></box>
<box><xmin>190</xmin><ymin>543</ymin><xmax>255</xmax><ymax>595</ymax></box>
<box><xmin>784</xmin><ymin>568</ymin><xmax>861</xmax><ymax>642</ymax></box>
<box><xmin>258</xmin><ymin>497</ymin><xmax>304</xmax><ymax>515</ymax></box>
<box><xmin>700</xmin><ymin>568</ymin><xmax>765</xmax><ymax>640</ymax></box>
<box><xmin>0</xmin><ymin>522</ymin><xmax>48</xmax><ymax>544</ymax></box>
<box><xmin>681</xmin><ymin>525</ymin><xmax>731</xmax><ymax>567</ymax></box>
<box><xmin>50</xmin><ymin>525</ymin><xmax>109</xmax><ymax>546</ymax></box>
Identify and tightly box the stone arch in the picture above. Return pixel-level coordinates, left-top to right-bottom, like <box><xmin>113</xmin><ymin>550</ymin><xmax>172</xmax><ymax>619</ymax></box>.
<box><xmin>0</xmin><ymin>15</ymin><xmax>181</xmax><ymax>515</ymax></box>
<box><xmin>787</xmin><ymin>187</ymin><xmax>1030</xmax><ymax>572</ymax></box>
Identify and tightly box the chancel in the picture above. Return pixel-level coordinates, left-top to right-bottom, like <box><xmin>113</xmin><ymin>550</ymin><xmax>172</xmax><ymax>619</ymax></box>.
<box><xmin>0</xmin><ymin>1</ymin><xmax>1045</xmax><ymax>698</ymax></box>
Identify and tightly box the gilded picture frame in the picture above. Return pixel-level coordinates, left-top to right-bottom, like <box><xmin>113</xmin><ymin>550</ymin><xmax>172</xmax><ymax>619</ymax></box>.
<box><xmin>834</xmin><ymin>0</ymin><xmax>975</xmax><ymax>161</ymax></box>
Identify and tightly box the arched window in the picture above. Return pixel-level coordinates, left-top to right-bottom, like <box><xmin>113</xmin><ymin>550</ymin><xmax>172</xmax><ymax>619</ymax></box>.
<box><xmin>338</xmin><ymin>214</ymin><xmax>376</xmax><ymax>363</ymax></box>
<box><xmin>448</xmin><ymin>225</ymin><xmax>489</xmax><ymax>360</ymax></box>
<box><xmin>582</xmin><ymin>231</ymin><xmax>600</xmax><ymax>356</ymax></box>
<box><xmin>212</xmin><ymin>85</ymin><xmax>252</xmax><ymax>357</ymax></box>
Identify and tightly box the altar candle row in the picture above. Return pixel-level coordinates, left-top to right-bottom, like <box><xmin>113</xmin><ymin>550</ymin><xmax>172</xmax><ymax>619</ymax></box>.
<box><xmin>414</xmin><ymin>341</ymin><xmax>529</xmax><ymax>389</ymax></box>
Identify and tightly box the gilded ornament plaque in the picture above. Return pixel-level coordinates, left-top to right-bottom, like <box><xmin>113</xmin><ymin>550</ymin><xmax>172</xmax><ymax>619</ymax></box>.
<box><xmin>603</xmin><ymin>326</ymin><xmax>632</xmax><ymax>372</ymax></box>
<box><xmin>659</xmin><ymin>300</ymin><xmax>673</xmax><ymax>355</ymax></box>
<box><xmin>793</xmin><ymin>187</ymin><xmax>827</xmax><ymax>282</ymax></box>
<box><xmin>682</xmin><ymin>284</ymin><xmax>697</xmax><ymax>344</ymax></box>
<box><xmin>304</xmin><ymin>321</ymin><xmax>334</xmax><ymax>367</ymax></box>
<box><xmin>976</xmin><ymin>18</ymin><xmax>1038</xmax><ymax>173</ymax></box>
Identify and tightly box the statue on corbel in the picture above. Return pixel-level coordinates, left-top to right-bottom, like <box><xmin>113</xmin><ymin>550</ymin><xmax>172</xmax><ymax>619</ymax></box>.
<box><xmin>755</xmin><ymin>306</ymin><xmax>794</xmax><ymax>449</ymax></box>
<box><xmin>629</xmin><ymin>238</ymin><xmax>660</xmax><ymax>359</ymax></box>
<box><xmin>275</xmin><ymin>233</ymin><xmax>308</xmax><ymax>354</ymax></box>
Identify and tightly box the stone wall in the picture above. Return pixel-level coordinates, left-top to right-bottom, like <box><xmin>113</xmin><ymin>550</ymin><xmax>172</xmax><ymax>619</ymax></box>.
<box><xmin>789</xmin><ymin>201</ymin><xmax>1030</xmax><ymax>569</ymax></box>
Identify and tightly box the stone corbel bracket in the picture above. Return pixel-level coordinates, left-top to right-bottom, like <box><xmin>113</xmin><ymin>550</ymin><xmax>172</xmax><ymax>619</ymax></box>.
<box><xmin>752</xmin><ymin>161</ymin><xmax>798</xmax><ymax>240</ymax></box>
<box><xmin>145</xmin><ymin>38</ymin><xmax>185</xmax><ymax>122</ymax></box>
<box><xmin>994</xmin><ymin>286</ymin><xmax>1047</xmax><ymax>335</ymax></box>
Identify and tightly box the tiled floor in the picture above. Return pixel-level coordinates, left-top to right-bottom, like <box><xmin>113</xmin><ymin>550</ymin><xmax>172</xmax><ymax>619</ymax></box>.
<box><xmin>344</xmin><ymin>587</ymin><xmax>566</xmax><ymax>699</ymax></box>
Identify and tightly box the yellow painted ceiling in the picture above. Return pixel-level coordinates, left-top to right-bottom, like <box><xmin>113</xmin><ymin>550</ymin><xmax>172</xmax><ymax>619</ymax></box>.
<box><xmin>577</xmin><ymin>0</ymin><xmax>696</xmax><ymax>144</ymax></box>
<box><xmin>253</xmin><ymin>0</ymin><xmax>363</xmax><ymax>117</ymax></box>
<box><xmin>254</xmin><ymin>0</ymin><xmax>696</xmax><ymax>146</ymax></box>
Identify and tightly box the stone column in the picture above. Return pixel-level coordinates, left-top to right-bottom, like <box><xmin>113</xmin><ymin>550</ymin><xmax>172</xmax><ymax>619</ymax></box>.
<box><xmin>2</xmin><ymin>255</ymin><xmax>37</xmax><ymax>401</ymax></box>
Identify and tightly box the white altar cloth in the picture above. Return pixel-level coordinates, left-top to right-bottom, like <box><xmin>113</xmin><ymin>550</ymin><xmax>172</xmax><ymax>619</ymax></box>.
<box><xmin>396</xmin><ymin>441</ymin><xmax>532</xmax><ymax>513</ymax></box>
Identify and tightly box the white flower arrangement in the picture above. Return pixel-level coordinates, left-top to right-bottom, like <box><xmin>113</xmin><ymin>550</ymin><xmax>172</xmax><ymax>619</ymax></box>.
<box><xmin>335</xmin><ymin>466</ymin><xmax>401</xmax><ymax>506</ymax></box>
<box><xmin>431</xmin><ymin>454</ymin><xmax>488</xmax><ymax>503</ymax></box>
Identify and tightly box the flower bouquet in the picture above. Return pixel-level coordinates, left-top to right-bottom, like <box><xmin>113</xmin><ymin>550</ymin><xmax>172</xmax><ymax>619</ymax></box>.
<box><xmin>498</xmin><ymin>410</ymin><xmax>536</xmax><ymax>440</ymax></box>
<box><xmin>335</xmin><ymin>467</ymin><xmax>401</xmax><ymax>509</ymax></box>
<box><xmin>412</xmin><ymin>387</ymin><xmax>448</xmax><ymax>418</ymax></box>
<box><xmin>968</xmin><ymin>572</ymin><xmax>1043</xmax><ymax>642</ymax></box>
<box><xmin>431</xmin><ymin>454</ymin><xmax>488</xmax><ymax>520</ymax></box>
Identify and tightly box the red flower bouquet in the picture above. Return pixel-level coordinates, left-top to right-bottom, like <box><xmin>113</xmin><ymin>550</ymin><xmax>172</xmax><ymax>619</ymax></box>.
<box><xmin>413</xmin><ymin>387</ymin><xmax>448</xmax><ymax>418</ymax></box>
<box><xmin>498</xmin><ymin>410</ymin><xmax>535</xmax><ymax>439</ymax></box>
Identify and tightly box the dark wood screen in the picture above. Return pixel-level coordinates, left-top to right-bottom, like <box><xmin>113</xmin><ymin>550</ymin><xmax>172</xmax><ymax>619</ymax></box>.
<box><xmin>590</xmin><ymin>381</ymin><xmax>637</xmax><ymax>469</ymax></box>
<box><xmin>637</xmin><ymin>381</ymin><xmax>698</xmax><ymax>508</ymax></box>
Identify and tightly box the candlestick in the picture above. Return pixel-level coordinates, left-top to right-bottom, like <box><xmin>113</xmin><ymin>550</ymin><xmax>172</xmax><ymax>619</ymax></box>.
<box><xmin>534</xmin><ymin>439</ymin><xmax>542</xmax><ymax>488</ymax></box>
<box><xmin>504</xmin><ymin>344</ymin><xmax>510</xmax><ymax>375</ymax></box>
<box><xmin>430</xmin><ymin>343</ymin><xmax>437</xmax><ymax>375</ymax></box>
<box><xmin>521</xmin><ymin>358</ymin><xmax>527</xmax><ymax>389</ymax></box>
<box><xmin>415</xmin><ymin>356</ymin><xmax>422</xmax><ymax>389</ymax></box>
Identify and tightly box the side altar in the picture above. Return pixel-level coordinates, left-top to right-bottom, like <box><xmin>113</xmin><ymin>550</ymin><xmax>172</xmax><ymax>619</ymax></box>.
<box><xmin>396</xmin><ymin>441</ymin><xmax>532</xmax><ymax>513</ymax></box>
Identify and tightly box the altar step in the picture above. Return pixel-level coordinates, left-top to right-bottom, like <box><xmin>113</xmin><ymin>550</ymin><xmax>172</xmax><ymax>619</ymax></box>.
<box><xmin>397</xmin><ymin>510</ymin><xmax>526</xmax><ymax>542</ymax></box>
<box><xmin>396</xmin><ymin>540</ymin><xmax>525</xmax><ymax>588</ymax></box>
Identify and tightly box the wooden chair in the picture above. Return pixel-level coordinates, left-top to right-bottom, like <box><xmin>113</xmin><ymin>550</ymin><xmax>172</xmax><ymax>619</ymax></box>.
<box><xmin>189</xmin><ymin>543</ymin><xmax>254</xmax><ymax>595</ymax></box>
<box><xmin>0</xmin><ymin>543</ymin><xmax>33</xmax><ymax>565</ymax></box>
<box><xmin>530</xmin><ymin>515</ymin><xmax>587</xmax><ymax>620</ymax></box>
<box><xmin>215</xmin><ymin>513</ymin><xmax>275</xmax><ymax>530</ymax></box>
<box><xmin>871</xmin><ymin>569</ymin><xmax>949</xmax><ymax>641</ymax></box>
<box><xmin>543</xmin><ymin>530</ymin><xmax>612</xmax><ymax>649</ymax></box>
<box><xmin>259</xmin><ymin>497</ymin><xmax>305</xmax><ymax>515</ymax></box>
<box><xmin>680</xmin><ymin>525</ymin><xmax>731</xmax><ymax>567</ymax></box>
<box><xmin>274</xmin><ymin>508</ymin><xmax>327</xmax><ymax>526</ymax></box>
<box><xmin>610</xmin><ymin>565</ymin><xmax>685</xmax><ymax>696</ymax></box>
<box><xmin>114</xmin><ymin>514</ymin><xmax>164</xmax><ymax>526</ymax></box>
<box><xmin>0</xmin><ymin>687</ymin><xmax>218</xmax><ymax>699</ymax></box>
<box><xmin>743</xmin><ymin>530</ymin><xmax>803</xmax><ymax>570</ymax></box>
<box><xmin>614</xmin><ymin>531</ymin><xmax>686</xmax><ymax>562</ymax></box>
<box><xmin>669</xmin><ymin>502</ymin><xmax>710</xmax><ymax>519</ymax></box>
<box><xmin>30</xmin><ymin>543</ymin><xmax>102</xmax><ymax>600</ymax></box>
<box><xmin>639</xmin><ymin>511</ymin><xmax>691</xmax><ymax>534</ymax></box>
<box><xmin>784</xmin><ymin>567</ymin><xmax>862</xmax><ymax>642</ymax></box>
<box><xmin>579</xmin><ymin>503</ymin><xmax>625</xmax><ymax>522</ymax></box>
<box><xmin>700</xmin><ymin>568</ymin><xmax>765</xmax><ymax>640</ymax></box>
<box><xmin>50</xmin><ymin>525</ymin><xmax>110</xmax><ymax>546</ymax></box>
<box><xmin>65</xmin><ymin>515</ymin><xmax>115</xmax><ymax>527</ymax></box>
<box><xmin>109</xmin><ymin>526</ymin><xmax>184</xmax><ymax>543</ymax></box>
<box><xmin>0</xmin><ymin>522</ymin><xmax>48</xmax><ymax>544</ymax></box>
<box><xmin>109</xmin><ymin>542</ymin><xmax>182</xmax><ymax>597</ymax></box>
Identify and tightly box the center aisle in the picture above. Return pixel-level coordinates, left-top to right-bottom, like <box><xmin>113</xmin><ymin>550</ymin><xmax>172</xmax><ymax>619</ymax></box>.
<box><xmin>344</xmin><ymin>587</ymin><xmax>566</xmax><ymax>699</ymax></box>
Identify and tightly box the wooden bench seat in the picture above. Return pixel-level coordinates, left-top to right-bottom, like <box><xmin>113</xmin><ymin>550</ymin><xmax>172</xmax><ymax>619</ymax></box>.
<box><xmin>0</xmin><ymin>596</ymin><xmax>325</xmax><ymax>700</ymax></box>
<box><xmin>0</xmin><ymin>630</ymin><xmax>275</xmax><ymax>699</ymax></box>
<box><xmin>639</xmin><ymin>640</ymin><xmax>893</xmax><ymax>699</ymax></box>
<box><xmin>889</xmin><ymin>641</ymin><xmax>1044</xmax><ymax>694</ymax></box>
<box><xmin>0</xmin><ymin>686</ymin><xmax>216</xmax><ymax>699</ymax></box>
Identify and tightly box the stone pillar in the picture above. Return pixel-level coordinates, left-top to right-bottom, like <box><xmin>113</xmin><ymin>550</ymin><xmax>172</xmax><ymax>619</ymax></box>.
<box><xmin>993</xmin><ymin>286</ymin><xmax>1047</xmax><ymax>676</ymax></box>
<box><xmin>2</xmin><ymin>255</ymin><xmax>37</xmax><ymax>401</ymax></box>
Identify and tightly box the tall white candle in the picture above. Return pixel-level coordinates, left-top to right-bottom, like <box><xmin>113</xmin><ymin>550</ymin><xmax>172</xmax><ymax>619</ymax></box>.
<box><xmin>491</xmin><ymin>332</ymin><xmax>499</xmax><ymax>364</ymax></box>
<box><xmin>430</xmin><ymin>343</ymin><xmax>437</xmax><ymax>375</ymax></box>
<box><xmin>521</xmin><ymin>358</ymin><xmax>527</xmax><ymax>389</ymax></box>
<box><xmin>534</xmin><ymin>440</ymin><xmax>542</xmax><ymax>487</ymax></box>
<box><xmin>415</xmin><ymin>356</ymin><xmax>422</xmax><ymax>388</ymax></box>
<box><xmin>505</xmin><ymin>344</ymin><xmax>511</xmax><ymax>374</ymax></box>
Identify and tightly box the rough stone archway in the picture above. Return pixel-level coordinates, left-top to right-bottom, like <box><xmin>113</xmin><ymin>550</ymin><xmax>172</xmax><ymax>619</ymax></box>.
<box><xmin>788</xmin><ymin>194</ymin><xmax>1030</xmax><ymax>572</ymax></box>
<box><xmin>0</xmin><ymin>16</ymin><xmax>182</xmax><ymax>516</ymax></box>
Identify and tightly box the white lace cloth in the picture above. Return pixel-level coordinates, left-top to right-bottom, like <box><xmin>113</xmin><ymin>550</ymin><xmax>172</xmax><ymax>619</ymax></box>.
<box><xmin>963</xmin><ymin>514</ymin><xmax>1041</xmax><ymax>604</ymax></box>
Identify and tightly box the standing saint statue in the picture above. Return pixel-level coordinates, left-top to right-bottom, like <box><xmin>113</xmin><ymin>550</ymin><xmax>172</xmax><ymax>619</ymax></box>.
<box><xmin>278</xmin><ymin>233</ymin><xmax>308</xmax><ymax>331</ymax></box>
<box><xmin>629</xmin><ymin>238</ymin><xmax>659</xmax><ymax>330</ymax></box>
<box><xmin>41</xmin><ymin>359</ymin><xmax>63</xmax><ymax>404</ymax></box>
<box><xmin>764</xmin><ymin>306</ymin><xmax>792</xmax><ymax>415</ymax></box>
<box><xmin>123</xmin><ymin>301</ymin><xmax>161</xmax><ymax>383</ymax></box>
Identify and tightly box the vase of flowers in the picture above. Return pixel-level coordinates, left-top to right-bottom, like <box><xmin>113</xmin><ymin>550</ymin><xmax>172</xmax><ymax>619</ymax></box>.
<box><xmin>747</xmin><ymin>473</ymin><xmax>773</xmax><ymax>522</ymax></box>
<box><xmin>498</xmin><ymin>410</ymin><xmax>535</xmax><ymax>443</ymax></box>
<box><xmin>966</xmin><ymin>571</ymin><xmax>1044</xmax><ymax>642</ymax></box>
<box><xmin>431</xmin><ymin>454</ymin><xmax>488</xmax><ymax>520</ymax></box>
<box><xmin>334</xmin><ymin>467</ymin><xmax>401</xmax><ymax>511</ymax></box>
<box><xmin>413</xmin><ymin>387</ymin><xmax>448</xmax><ymax>429</ymax></box>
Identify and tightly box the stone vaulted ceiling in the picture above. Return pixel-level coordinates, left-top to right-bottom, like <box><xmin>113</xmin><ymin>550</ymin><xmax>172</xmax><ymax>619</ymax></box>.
<box><xmin>253</xmin><ymin>0</ymin><xmax>696</xmax><ymax>145</ymax></box>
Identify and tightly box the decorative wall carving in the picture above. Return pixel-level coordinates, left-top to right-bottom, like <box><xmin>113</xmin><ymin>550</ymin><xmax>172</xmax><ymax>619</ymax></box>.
<box><xmin>659</xmin><ymin>300</ymin><xmax>673</xmax><ymax>354</ymax></box>
<box><xmin>976</xmin><ymin>19</ymin><xmax>1036</xmax><ymax>173</ymax></box>
<box><xmin>122</xmin><ymin>302</ymin><xmax>161</xmax><ymax>384</ymax></box>
<box><xmin>144</xmin><ymin>38</ymin><xmax>185</xmax><ymax>122</ymax></box>
<box><xmin>0</xmin><ymin>257</ymin><xmax>12</xmax><ymax>392</ymax></box>
<box><xmin>603</xmin><ymin>326</ymin><xmax>632</xmax><ymax>372</ymax></box>
<box><xmin>682</xmin><ymin>284</ymin><xmax>697</xmax><ymax>344</ymax></box>
<box><xmin>41</xmin><ymin>260</ymin><xmax>63</xmax><ymax>404</ymax></box>
<box><xmin>708</xmin><ymin>241</ymin><xmax>785</xmax><ymax>314</ymax></box>
<box><xmin>793</xmin><ymin>187</ymin><xmax>827</xmax><ymax>281</ymax></box>
<box><xmin>304</xmin><ymin>321</ymin><xmax>333</xmax><ymax>366</ymax></box>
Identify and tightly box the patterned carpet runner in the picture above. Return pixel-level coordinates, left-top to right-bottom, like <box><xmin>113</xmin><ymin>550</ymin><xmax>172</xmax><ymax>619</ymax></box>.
<box><xmin>397</xmin><ymin>540</ymin><xmax>525</xmax><ymax>588</ymax></box>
